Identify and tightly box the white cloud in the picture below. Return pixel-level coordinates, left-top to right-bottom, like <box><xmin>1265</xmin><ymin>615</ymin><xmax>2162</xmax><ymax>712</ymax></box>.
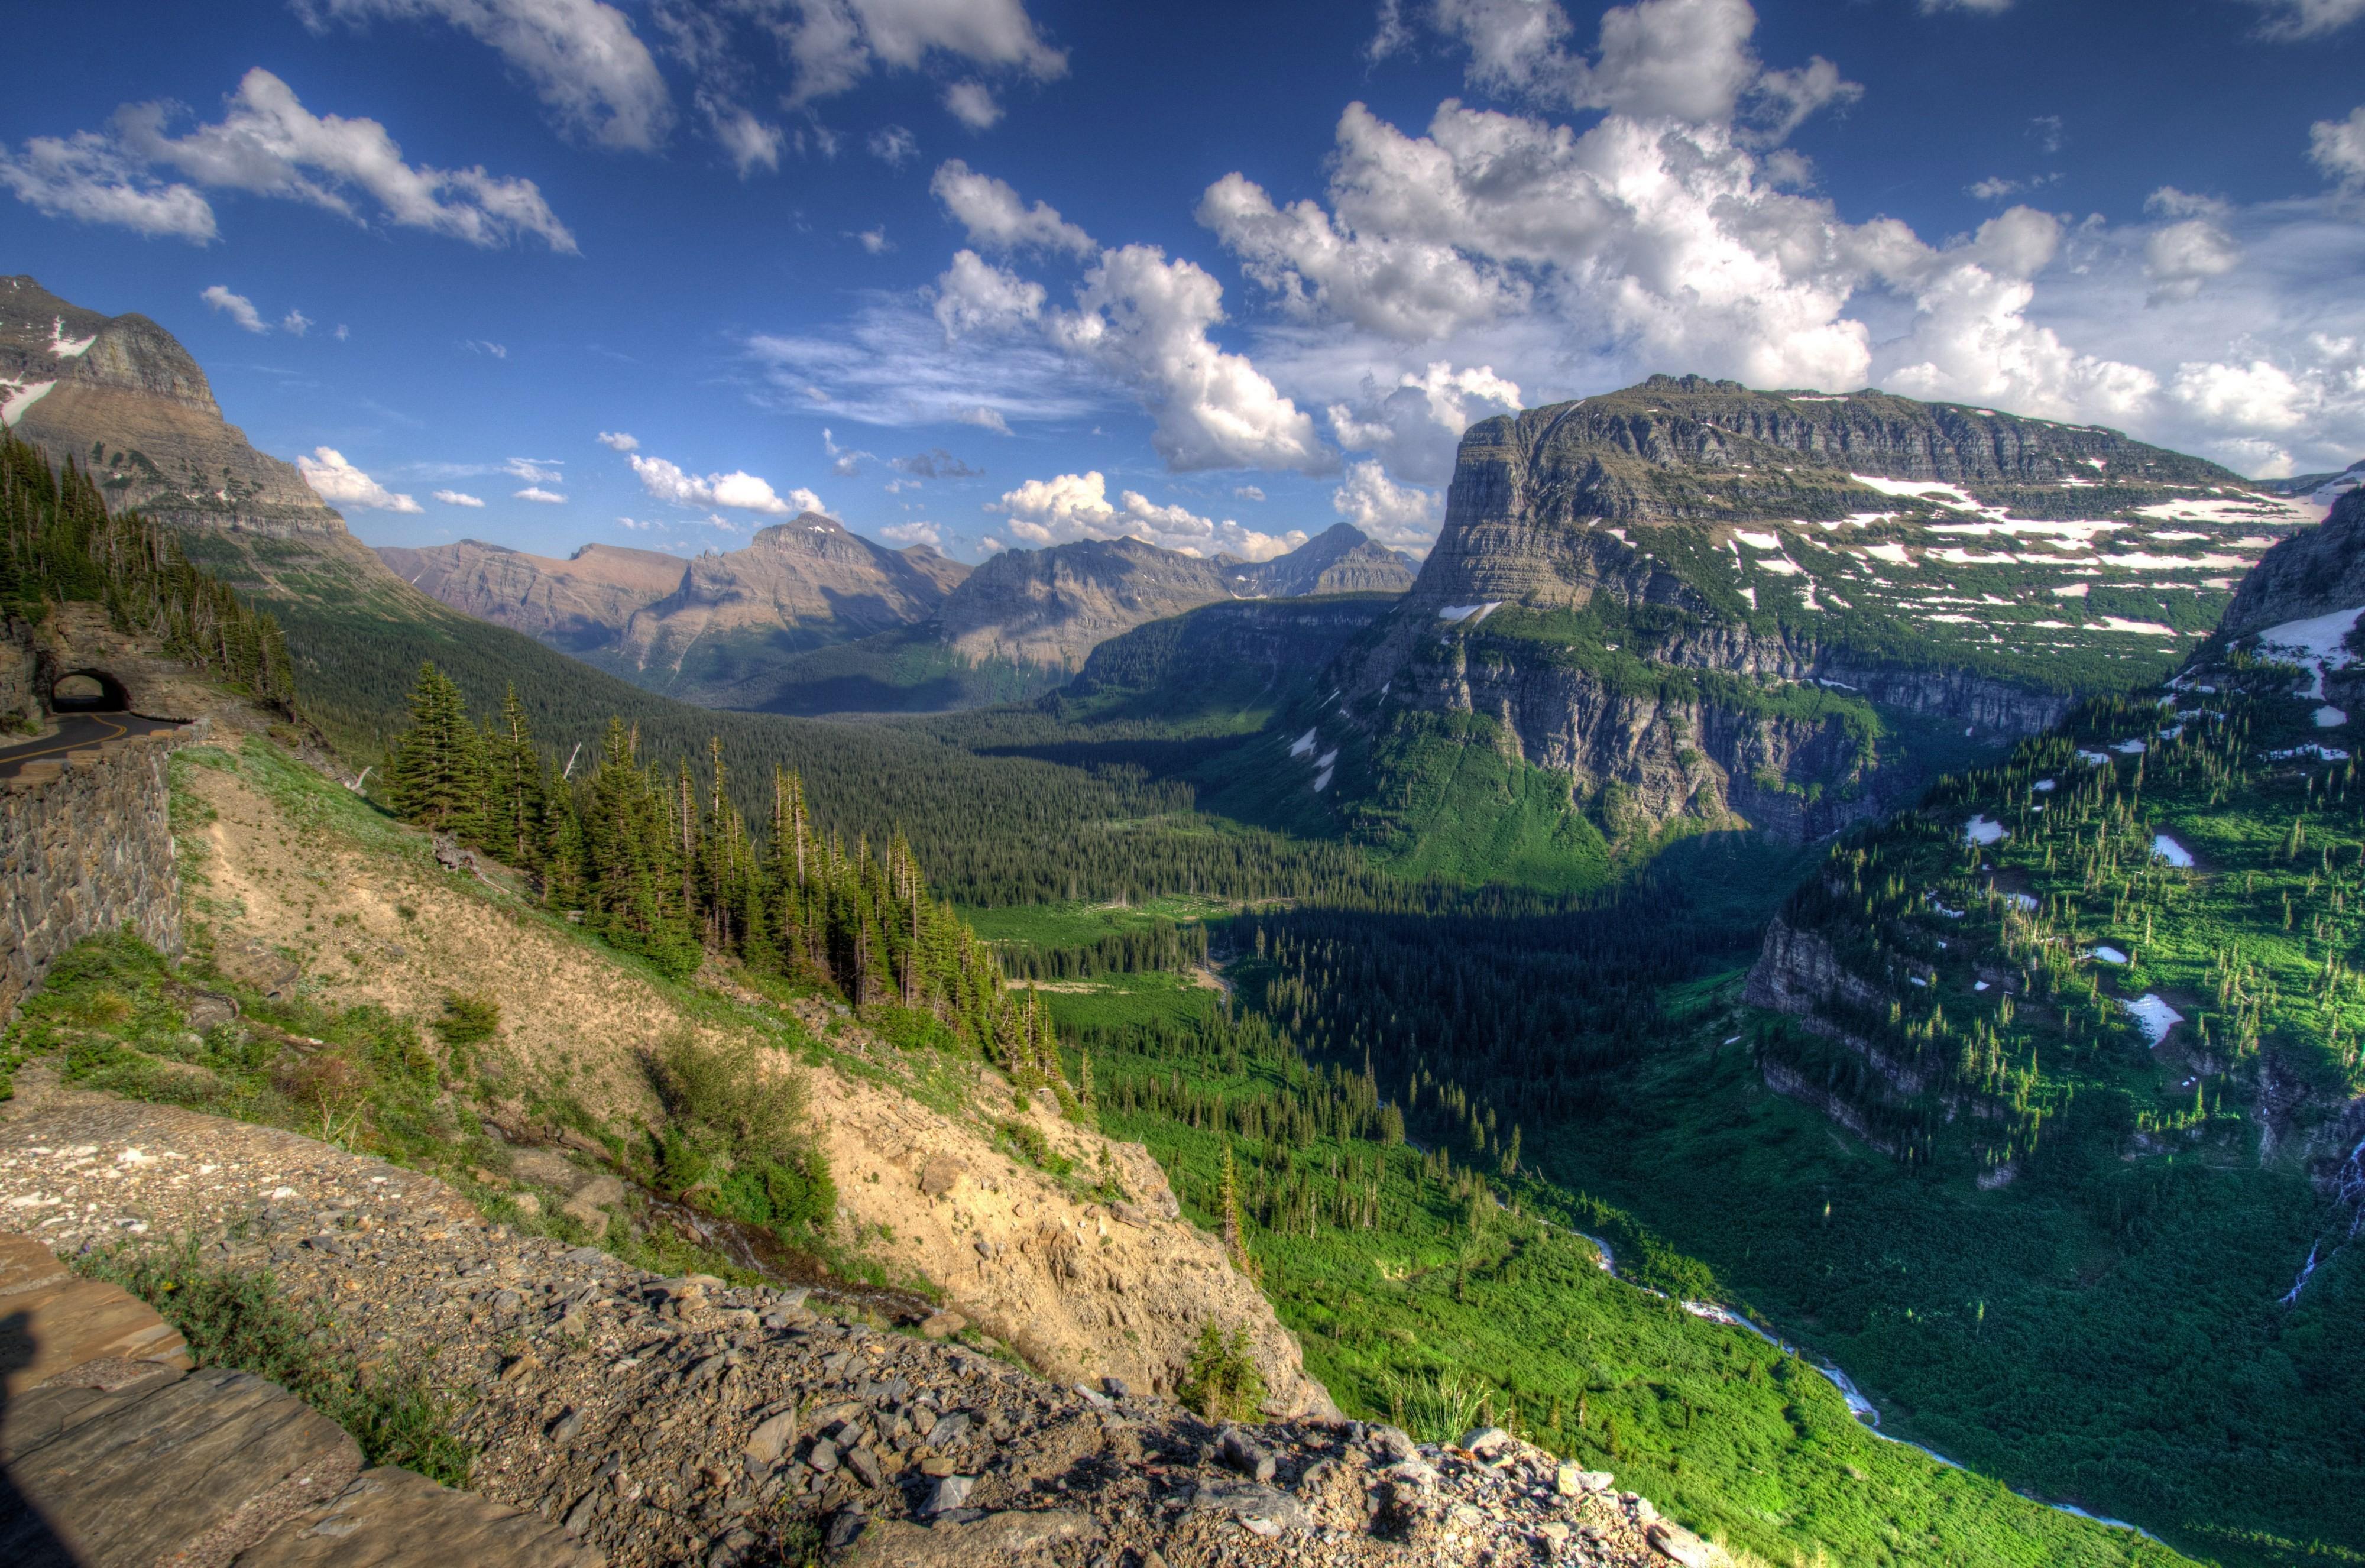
<box><xmin>2169</xmin><ymin>359</ymin><xmax>2311</xmax><ymax>432</ymax></box>
<box><xmin>2312</xmin><ymin>106</ymin><xmax>2365</xmax><ymax>189</ymax></box>
<box><xmin>627</xmin><ymin>452</ymin><xmax>820</xmax><ymax>514</ymax></box>
<box><xmin>747</xmin><ymin>293</ymin><xmax>1099</xmax><ymax>432</ymax></box>
<box><xmin>597</xmin><ymin>430</ymin><xmax>639</xmax><ymax>451</ymax></box>
<box><xmin>699</xmin><ymin>92</ymin><xmax>784</xmax><ymax>174</ymax></box>
<box><xmin>776</xmin><ymin>0</ymin><xmax>1067</xmax><ymax>108</ymax></box>
<box><xmin>1047</xmin><ymin>245</ymin><xmax>1329</xmax><ymax>473</ymax></box>
<box><xmin>869</xmin><ymin>124</ymin><xmax>918</xmax><ymax>165</ymax></box>
<box><xmin>466</xmin><ymin>339</ymin><xmax>510</xmax><ymax>358</ymax></box>
<box><xmin>879</xmin><ymin>520</ymin><xmax>942</xmax><ymax>547</ymax></box>
<box><xmin>943</xmin><ymin>81</ymin><xmax>1004</xmax><ymax>130</ymax></box>
<box><xmin>856</xmin><ymin>226</ymin><xmax>893</xmax><ymax>254</ymax></box>
<box><xmin>1426</xmin><ymin>0</ymin><xmax>1856</xmax><ymax>142</ymax></box>
<box><xmin>293</xmin><ymin>0</ymin><xmax>672</xmax><ymax>150</ymax></box>
<box><xmin>43</xmin><ymin>69</ymin><xmax>580</xmax><ymax>251</ymax></box>
<box><xmin>958</xmin><ymin>404</ymin><xmax>1013</xmax><ymax>433</ymax></box>
<box><xmin>1234</xmin><ymin>485</ymin><xmax>1265</xmax><ymax>501</ymax></box>
<box><xmin>1331</xmin><ymin>459</ymin><xmax>1442</xmax><ymax>553</ymax></box>
<box><xmin>298</xmin><ymin>446</ymin><xmax>422</xmax><ymax>512</ymax></box>
<box><xmin>201</xmin><ymin>285</ymin><xmax>268</xmax><ymax>333</ymax></box>
<box><xmin>1968</xmin><ymin>176</ymin><xmax>2021</xmax><ymax>201</ymax></box>
<box><xmin>994</xmin><ymin>470</ymin><xmax>1308</xmax><ymax>559</ymax></box>
<box><xmin>824</xmin><ymin>427</ymin><xmax>874</xmax><ymax>474</ymax></box>
<box><xmin>2144</xmin><ymin>219</ymin><xmax>2243</xmax><ymax>303</ymax></box>
<box><xmin>1326</xmin><ymin>361</ymin><xmax>1522</xmax><ymax>484</ymax></box>
<box><xmin>931</xmin><ymin>248</ymin><xmax>1047</xmax><ymax>338</ymax></box>
<box><xmin>930</xmin><ymin>160</ymin><xmax>1092</xmax><ymax>254</ymax></box>
<box><xmin>1918</xmin><ymin>0</ymin><xmax>2013</xmax><ymax>11</ymax></box>
<box><xmin>433</xmin><ymin>488</ymin><xmax>485</xmax><ymax>506</ymax></box>
<box><xmin>281</xmin><ymin>309</ymin><xmax>313</xmax><ymax>335</ymax></box>
<box><xmin>515</xmin><ymin>485</ymin><xmax>568</xmax><ymax>503</ymax></box>
<box><xmin>0</xmin><ymin>133</ymin><xmax>217</xmax><ymax>242</ymax></box>
<box><xmin>505</xmin><ymin>457</ymin><xmax>563</xmax><ymax>482</ymax></box>
<box><xmin>2236</xmin><ymin>0</ymin><xmax>2365</xmax><ymax>38</ymax></box>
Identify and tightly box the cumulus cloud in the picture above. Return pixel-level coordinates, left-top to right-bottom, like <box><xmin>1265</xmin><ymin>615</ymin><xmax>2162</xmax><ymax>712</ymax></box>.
<box><xmin>944</xmin><ymin>81</ymin><xmax>1003</xmax><ymax>130</ymax></box>
<box><xmin>2313</xmin><ymin>106</ymin><xmax>2365</xmax><ymax>189</ymax></box>
<box><xmin>930</xmin><ymin>160</ymin><xmax>1092</xmax><ymax>254</ymax></box>
<box><xmin>931</xmin><ymin>248</ymin><xmax>1048</xmax><ymax>338</ymax></box>
<box><xmin>298</xmin><ymin>446</ymin><xmax>422</xmax><ymax>512</ymax></box>
<box><xmin>1326</xmin><ymin>362</ymin><xmax>1522</xmax><ymax>484</ymax></box>
<box><xmin>627</xmin><ymin>452</ymin><xmax>824</xmax><ymax>515</ymax></box>
<box><xmin>201</xmin><ymin>285</ymin><xmax>268</xmax><ymax>333</ymax></box>
<box><xmin>296</xmin><ymin>0</ymin><xmax>672</xmax><ymax>148</ymax></box>
<box><xmin>0</xmin><ymin>133</ymin><xmax>217</xmax><ymax>241</ymax></box>
<box><xmin>772</xmin><ymin>0</ymin><xmax>1067</xmax><ymax>108</ymax></box>
<box><xmin>1426</xmin><ymin>0</ymin><xmax>1855</xmax><ymax>142</ymax></box>
<box><xmin>5</xmin><ymin>69</ymin><xmax>576</xmax><ymax>250</ymax></box>
<box><xmin>597</xmin><ymin>430</ymin><xmax>639</xmax><ymax>451</ymax></box>
<box><xmin>433</xmin><ymin>488</ymin><xmax>485</xmax><ymax>506</ymax></box>
<box><xmin>514</xmin><ymin>485</ymin><xmax>568</xmax><ymax>502</ymax></box>
<box><xmin>879</xmin><ymin>520</ymin><xmax>943</xmax><ymax>547</ymax></box>
<box><xmin>281</xmin><ymin>309</ymin><xmax>313</xmax><ymax>335</ymax></box>
<box><xmin>869</xmin><ymin>124</ymin><xmax>918</xmax><ymax>165</ymax></box>
<box><xmin>993</xmin><ymin>471</ymin><xmax>1308</xmax><ymax>559</ymax></box>
<box><xmin>1331</xmin><ymin>459</ymin><xmax>1442</xmax><ymax>553</ymax></box>
<box><xmin>1046</xmin><ymin>245</ymin><xmax>1329</xmax><ymax>473</ymax></box>
<box><xmin>1234</xmin><ymin>485</ymin><xmax>1265</xmax><ymax>501</ymax></box>
<box><xmin>2145</xmin><ymin>218</ymin><xmax>2243</xmax><ymax>304</ymax></box>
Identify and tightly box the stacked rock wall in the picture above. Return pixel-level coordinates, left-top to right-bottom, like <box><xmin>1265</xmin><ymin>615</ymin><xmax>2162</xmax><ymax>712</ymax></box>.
<box><xmin>1</xmin><ymin>725</ymin><xmax>190</xmax><ymax>1014</ymax></box>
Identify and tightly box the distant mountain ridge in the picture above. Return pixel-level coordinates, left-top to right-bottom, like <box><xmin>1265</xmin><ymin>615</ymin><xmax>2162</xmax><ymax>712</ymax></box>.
<box><xmin>380</xmin><ymin>517</ymin><xmax>970</xmax><ymax>700</ymax></box>
<box><xmin>390</xmin><ymin>520</ymin><xmax>1414</xmax><ymax>716</ymax></box>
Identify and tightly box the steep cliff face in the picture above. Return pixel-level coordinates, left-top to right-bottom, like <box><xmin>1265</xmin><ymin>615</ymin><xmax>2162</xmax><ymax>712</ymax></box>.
<box><xmin>2210</xmin><ymin>485</ymin><xmax>2365</xmax><ymax>641</ymax></box>
<box><xmin>1</xmin><ymin>275</ymin><xmax>342</xmax><ymax>539</ymax></box>
<box><xmin>1327</xmin><ymin>375</ymin><xmax>2295</xmax><ymax>849</ymax></box>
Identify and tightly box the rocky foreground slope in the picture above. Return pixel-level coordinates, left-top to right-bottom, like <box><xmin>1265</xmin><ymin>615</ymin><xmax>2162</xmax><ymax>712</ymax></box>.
<box><xmin>0</xmin><ymin>1074</ymin><xmax>1699</xmax><ymax>1567</ymax></box>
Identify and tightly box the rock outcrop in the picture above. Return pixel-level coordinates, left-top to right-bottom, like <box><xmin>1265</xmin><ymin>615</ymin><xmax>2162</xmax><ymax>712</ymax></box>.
<box><xmin>2210</xmin><ymin>485</ymin><xmax>2365</xmax><ymax>642</ymax></box>
<box><xmin>1319</xmin><ymin>375</ymin><xmax>2288</xmax><ymax>847</ymax></box>
<box><xmin>0</xmin><ymin>1089</ymin><xmax>1700</xmax><ymax>1568</ymax></box>
<box><xmin>375</xmin><ymin>541</ymin><xmax>690</xmax><ymax>656</ymax></box>
<box><xmin>1</xmin><ymin>276</ymin><xmax>344</xmax><ymax>539</ymax></box>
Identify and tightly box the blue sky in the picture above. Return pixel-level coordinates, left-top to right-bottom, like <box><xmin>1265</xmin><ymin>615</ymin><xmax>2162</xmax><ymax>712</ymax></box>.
<box><xmin>5</xmin><ymin>0</ymin><xmax>2363</xmax><ymax>565</ymax></box>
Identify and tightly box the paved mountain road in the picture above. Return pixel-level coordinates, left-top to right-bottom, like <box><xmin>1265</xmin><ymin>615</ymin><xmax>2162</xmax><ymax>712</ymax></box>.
<box><xmin>0</xmin><ymin>713</ymin><xmax>182</xmax><ymax>779</ymax></box>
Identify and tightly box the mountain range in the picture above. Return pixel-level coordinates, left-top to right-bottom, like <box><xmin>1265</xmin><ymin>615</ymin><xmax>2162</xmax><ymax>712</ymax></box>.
<box><xmin>380</xmin><ymin>519</ymin><xmax>1414</xmax><ymax>711</ymax></box>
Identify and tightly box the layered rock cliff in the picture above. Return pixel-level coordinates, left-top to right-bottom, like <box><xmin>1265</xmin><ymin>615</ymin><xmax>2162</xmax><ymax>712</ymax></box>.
<box><xmin>1324</xmin><ymin>375</ymin><xmax>2299</xmax><ymax>847</ymax></box>
<box><xmin>376</xmin><ymin>540</ymin><xmax>689</xmax><ymax>655</ymax></box>
<box><xmin>1</xmin><ymin>275</ymin><xmax>343</xmax><ymax>539</ymax></box>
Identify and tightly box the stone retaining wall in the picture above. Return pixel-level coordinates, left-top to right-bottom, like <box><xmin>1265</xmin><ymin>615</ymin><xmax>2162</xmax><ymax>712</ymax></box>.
<box><xmin>1</xmin><ymin>724</ymin><xmax>193</xmax><ymax>1015</ymax></box>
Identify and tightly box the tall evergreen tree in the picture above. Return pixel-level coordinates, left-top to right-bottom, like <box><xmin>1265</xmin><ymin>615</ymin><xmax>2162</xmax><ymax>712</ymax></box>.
<box><xmin>385</xmin><ymin>662</ymin><xmax>488</xmax><ymax>834</ymax></box>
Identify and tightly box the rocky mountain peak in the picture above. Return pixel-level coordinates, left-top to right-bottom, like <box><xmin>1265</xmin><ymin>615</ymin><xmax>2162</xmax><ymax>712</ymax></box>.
<box><xmin>0</xmin><ymin>275</ymin><xmax>338</xmax><ymax>537</ymax></box>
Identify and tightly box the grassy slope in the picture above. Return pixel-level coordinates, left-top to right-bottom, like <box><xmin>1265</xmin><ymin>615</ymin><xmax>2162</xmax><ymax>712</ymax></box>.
<box><xmin>1535</xmin><ymin>685</ymin><xmax>2365</xmax><ymax>1566</ymax></box>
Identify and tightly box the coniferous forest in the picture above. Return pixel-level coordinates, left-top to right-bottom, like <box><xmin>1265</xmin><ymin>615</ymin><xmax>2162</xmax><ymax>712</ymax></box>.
<box><xmin>0</xmin><ymin>435</ymin><xmax>294</xmax><ymax>706</ymax></box>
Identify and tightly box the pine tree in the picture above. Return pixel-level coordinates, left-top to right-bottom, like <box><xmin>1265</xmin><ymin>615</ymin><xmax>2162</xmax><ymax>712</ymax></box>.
<box><xmin>385</xmin><ymin>662</ymin><xmax>488</xmax><ymax>834</ymax></box>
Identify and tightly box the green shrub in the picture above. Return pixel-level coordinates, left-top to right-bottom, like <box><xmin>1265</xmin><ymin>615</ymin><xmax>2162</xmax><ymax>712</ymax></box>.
<box><xmin>651</xmin><ymin>1031</ymin><xmax>808</xmax><ymax>1152</ymax></box>
<box><xmin>714</xmin><ymin>1151</ymin><xmax>838</xmax><ymax>1239</ymax></box>
<box><xmin>997</xmin><ymin>1117</ymin><xmax>1073</xmax><ymax>1177</ymax></box>
<box><xmin>432</xmin><ymin>990</ymin><xmax>501</xmax><ymax>1048</ymax></box>
<box><xmin>1177</xmin><ymin>1321</ymin><xmax>1266</xmax><ymax>1423</ymax></box>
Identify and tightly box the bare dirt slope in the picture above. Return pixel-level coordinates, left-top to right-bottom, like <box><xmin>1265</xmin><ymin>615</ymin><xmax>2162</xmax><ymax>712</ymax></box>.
<box><xmin>176</xmin><ymin>742</ymin><xmax>1333</xmax><ymax>1415</ymax></box>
